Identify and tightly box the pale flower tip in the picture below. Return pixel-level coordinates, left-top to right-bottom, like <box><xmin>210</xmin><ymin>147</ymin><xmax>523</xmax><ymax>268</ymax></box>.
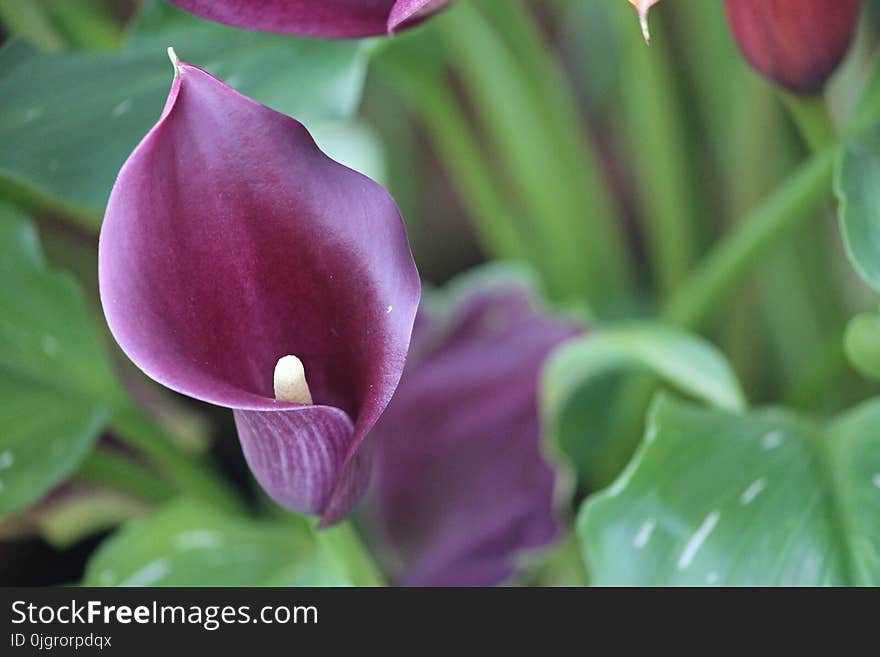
<box><xmin>639</xmin><ymin>6</ymin><xmax>652</xmax><ymax>44</ymax></box>
<box><xmin>273</xmin><ymin>355</ymin><xmax>314</xmax><ymax>405</ymax></box>
<box><xmin>167</xmin><ymin>46</ymin><xmax>181</xmax><ymax>74</ymax></box>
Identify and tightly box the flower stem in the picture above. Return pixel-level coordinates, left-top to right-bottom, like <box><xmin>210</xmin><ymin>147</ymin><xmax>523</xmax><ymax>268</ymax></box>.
<box><xmin>375</xmin><ymin>58</ymin><xmax>529</xmax><ymax>261</ymax></box>
<box><xmin>614</xmin><ymin>5</ymin><xmax>700</xmax><ymax>298</ymax></box>
<box><xmin>663</xmin><ymin>146</ymin><xmax>837</xmax><ymax>330</ymax></box>
<box><xmin>75</xmin><ymin>450</ymin><xmax>173</xmax><ymax>505</ymax></box>
<box><xmin>110</xmin><ymin>405</ymin><xmax>244</xmax><ymax>514</ymax></box>
<box><xmin>777</xmin><ymin>92</ymin><xmax>852</xmax><ymax>404</ymax></box>
<box><xmin>440</xmin><ymin>1</ymin><xmax>628</xmax><ymax>307</ymax></box>
<box><xmin>600</xmin><ymin>101</ymin><xmax>841</xmax><ymax>484</ymax></box>
<box><xmin>782</xmin><ymin>93</ymin><xmax>837</xmax><ymax>151</ymax></box>
<box><xmin>480</xmin><ymin>0</ymin><xmax>634</xmax><ymax>299</ymax></box>
<box><xmin>314</xmin><ymin>520</ymin><xmax>386</xmax><ymax>586</ymax></box>
<box><xmin>0</xmin><ymin>0</ymin><xmax>65</xmax><ymax>51</ymax></box>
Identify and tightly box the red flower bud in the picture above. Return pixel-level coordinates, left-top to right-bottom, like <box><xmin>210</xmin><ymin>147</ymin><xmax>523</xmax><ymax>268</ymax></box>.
<box><xmin>724</xmin><ymin>0</ymin><xmax>861</xmax><ymax>95</ymax></box>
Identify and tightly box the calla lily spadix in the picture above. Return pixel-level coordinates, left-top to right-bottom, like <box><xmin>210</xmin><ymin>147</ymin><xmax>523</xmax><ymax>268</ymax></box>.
<box><xmin>169</xmin><ymin>0</ymin><xmax>452</xmax><ymax>38</ymax></box>
<box><xmin>98</xmin><ymin>49</ymin><xmax>420</xmax><ymax>525</ymax></box>
<box><xmin>365</xmin><ymin>273</ymin><xmax>582</xmax><ymax>586</ymax></box>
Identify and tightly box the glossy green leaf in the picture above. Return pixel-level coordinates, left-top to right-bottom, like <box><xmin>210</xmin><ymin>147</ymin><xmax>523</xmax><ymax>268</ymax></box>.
<box><xmin>0</xmin><ymin>379</ymin><xmax>108</xmax><ymax>516</ymax></box>
<box><xmin>0</xmin><ymin>1</ymin><xmax>370</xmax><ymax>226</ymax></box>
<box><xmin>835</xmin><ymin>123</ymin><xmax>880</xmax><ymax>292</ymax></box>
<box><xmin>0</xmin><ymin>205</ymin><xmax>121</xmax><ymax>514</ymax></box>
<box><xmin>542</xmin><ymin>322</ymin><xmax>746</xmax><ymax>425</ymax></box>
<box><xmin>845</xmin><ymin>312</ymin><xmax>880</xmax><ymax>381</ymax></box>
<box><xmin>84</xmin><ymin>501</ymin><xmax>382</xmax><ymax>586</ymax></box>
<box><xmin>579</xmin><ymin>394</ymin><xmax>880</xmax><ymax>586</ymax></box>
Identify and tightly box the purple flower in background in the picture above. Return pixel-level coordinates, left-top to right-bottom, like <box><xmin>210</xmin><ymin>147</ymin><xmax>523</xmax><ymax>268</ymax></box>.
<box><xmin>365</xmin><ymin>272</ymin><xmax>582</xmax><ymax>586</ymax></box>
<box><xmin>169</xmin><ymin>0</ymin><xmax>452</xmax><ymax>38</ymax></box>
<box><xmin>98</xmin><ymin>54</ymin><xmax>420</xmax><ymax>525</ymax></box>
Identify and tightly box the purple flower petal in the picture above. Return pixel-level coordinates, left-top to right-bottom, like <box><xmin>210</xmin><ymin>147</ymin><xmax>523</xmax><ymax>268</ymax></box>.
<box><xmin>168</xmin><ymin>0</ymin><xmax>451</xmax><ymax>38</ymax></box>
<box><xmin>366</xmin><ymin>273</ymin><xmax>582</xmax><ymax>585</ymax></box>
<box><xmin>387</xmin><ymin>0</ymin><xmax>450</xmax><ymax>33</ymax></box>
<box><xmin>99</xmin><ymin>61</ymin><xmax>420</xmax><ymax>524</ymax></box>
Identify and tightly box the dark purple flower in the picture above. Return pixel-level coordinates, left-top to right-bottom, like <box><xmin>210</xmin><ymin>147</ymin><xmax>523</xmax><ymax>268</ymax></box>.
<box><xmin>98</xmin><ymin>56</ymin><xmax>420</xmax><ymax>525</ymax></box>
<box><xmin>365</xmin><ymin>272</ymin><xmax>582</xmax><ymax>586</ymax></box>
<box><xmin>724</xmin><ymin>0</ymin><xmax>861</xmax><ymax>95</ymax></box>
<box><xmin>168</xmin><ymin>0</ymin><xmax>451</xmax><ymax>38</ymax></box>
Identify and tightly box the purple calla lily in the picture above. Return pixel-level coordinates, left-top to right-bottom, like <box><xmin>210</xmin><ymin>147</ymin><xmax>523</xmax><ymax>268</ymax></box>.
<box><xmin>169</xmin><ymin>0</ymin><xmax>452</xmax><ymax>38</ymax></box>
<box><xmin>98</xmin><ymin>55</ymin><xmax>420</xmax><ymax>525</ymax></box>
<box><xmin>365</xmin><ymin>272</ymin><xmax>582</xmax><ymax>586</ymax></box>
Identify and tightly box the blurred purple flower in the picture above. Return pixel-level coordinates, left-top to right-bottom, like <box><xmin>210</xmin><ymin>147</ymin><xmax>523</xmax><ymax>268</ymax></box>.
<box><xmin>365</xmin><ymin>272</ymin><xmax>582</xmax><ymax>586</ymax></box>
<box><xmin>724</xmin><ymin>0</ymin><xmax>861</xmax><ymax>95</ymax></box>
<box><xmin>98</xmin><ymin>57</ymin><xmax>420</xmax><ymax>525</ymax></box>
<box><xmin>169</xmin><ymin>0</ymin><xmax>451</xmax><ymax>38</ymax></box>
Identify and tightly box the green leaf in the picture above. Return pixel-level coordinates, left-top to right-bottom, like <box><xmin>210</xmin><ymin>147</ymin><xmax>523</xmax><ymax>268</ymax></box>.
<box><xmin>579</xmin><ymin>394</ymin><xmax>880</xmax><ymax>586</ymax></box>
<box><xmin>0</xmin><ymin>378</ymin><xmax>108</xmax><ymax>515</ymax></box>
<box><xmin>542</xmin><ymin>323</ymin><xmax>747</xmax><ymax>417</ymax></box>
<box><xmin>541</xmin><ymin>323</ymin><xmax>745</xmax><ymax>489</ymax></box>
<box><xmin>0</xmin><ymin>205</ymin><xmax>121</xmax><ymax>514</ymax></box>
<box><xmin>543</xmin><ymin>323</ymin><xmax>746</xmax><ymax>417</ymax></box>
<box><xmin>835</xmin><ymin>123</ymin><xmax>880</xmax><ymax>292</ymax></box>
<box><xmin>845</xmin><ymin>312</ymin><xmax>880</xmax><ymax>381</ymax></box>
<box><xmin>0</xmin><ymin>1</ymin><xmax>370</xmax><ymax>227</ymax></box>
<box><xmin>84</xmin><ymin>501</ymin><xmax>382</xmax><ymax>586</ymax></box>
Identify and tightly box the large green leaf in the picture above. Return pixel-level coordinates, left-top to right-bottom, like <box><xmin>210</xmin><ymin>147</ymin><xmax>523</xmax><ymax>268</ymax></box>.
<box><xmin>84</xmin><ymin>501</ymin><xmax>382</xmax><ymax>586</ymax></box>
<box><xmin>0</xmin><ymin>1</ymin><xmax>370</xmax><ymax>226</ymax></box>
<box><xmin>835</xmin><ymin>123</ymin><xmax>880</xmax><ymax>292</ymax></box>
<box><xmin>579</xmin><ymin>394</ymin><xmax>880</xmax><ymax>586</ymax></box>
<box><xmin>0</xmin><ymin>378</ymin><xmax>108</xmax><ymax>515</ymax></box>
<box><xmin>541</xmin><ymin>323</ymin><xmax>746</xmax><ymax>488</ymax></box>
<box><xmin>0</xmin><ymin>205</ymin><xmax>121</xmax><ymax>514</ymax></box>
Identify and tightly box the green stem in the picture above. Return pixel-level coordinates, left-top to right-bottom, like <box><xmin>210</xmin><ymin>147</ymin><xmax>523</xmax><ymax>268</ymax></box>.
<box><xmin>110</xmin><ymin>405</ymin><xmax>244</xmax><ymax>514</ymax></box>
<box><xmin>75</xmin><ymin>450</ymin><xmax>173</xmax><ymax>505</ymax></box>
<box><xmin>42</xmin><ymin>0</ymin><xmax>122</xmax><ymax>51</ymax></box>
<box><xmin>376</xmin><ymin>62</ymin><xmax>528</xmax><ymax>261</ymax></box>
<box><xmin>663</xmin><ymin>146</ymin><xmax>837</xmax><ymax>329</ymax></box>
<box><xmin>601</xmin><ymin>99</ymin><xmax>840</xmax><ymax>484</ymax></box>
<box><xmin>615</xmin><ymin>6</ymin><xmax>699</xmax><ymax>298</ymax></box>
<box><xmin>777</xmin><ymin>92</ymin><xmax>851</xmax><ymax>402</ymax></box>
<box><xmin>0</xmin><ymin>0</ymin><xmax>65</xmax><ymax>51</ymax></box>
<box><xmin>720</xmin><ymin>81</ymin><xmax>784</xmax><ymax>392</ymax></box>
<box><xmin>782</xmin><ymin>94</ymin><xmax>837</xmax><ymax>151</ymax></box>
<box><xmin>480</xmin><ymin>0</ymin><xmax>633</xmax><ymax>298</ymax></box>
<box><xmin>315</xmin><ymin>521</ymin><xmax>386</xmax><ymax>586</ymax></box>
<box><xmin>593</xmin><ymin>142</ymin><xmax>836</xmax><ymax>485</ymax></box>
<box><xmin>440</xmin><ymin>2</ymin><xmax>624</xmax><ymax>307</ymax></box>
